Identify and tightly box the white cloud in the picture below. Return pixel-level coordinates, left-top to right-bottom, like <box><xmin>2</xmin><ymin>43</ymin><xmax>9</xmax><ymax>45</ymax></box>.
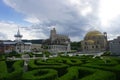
<box><xmin>2</xmin><ymin>0</ymin><xmax>100</xmax><ymax>41</ymax></box>
<box><xmin>81</xmin><ymin>6</ymin><xmax>92</xmax><ymax>16</ymax></box>
<box><xmin>0</xmin><ymin>21</ymin><xmax>48</xmax><ymax>40</ymax></box>
<box><xmin>3</xmin><ymin>0</ymin><xmax>95</xmax><ymax>22</ymax></box>
<box><xmin>3</xmin><ymin>0</ymin><xmax>120</xmax><ymax>41</ymax></box>
<box><xmin>24</xmin><ymin>16</ymin><xmax>41</xmax><ymax>24</ymax></box>
<box><xmin>99</xmin><ymin>0</ymin><xmax>120</xmax><ymax>27</ymax></box>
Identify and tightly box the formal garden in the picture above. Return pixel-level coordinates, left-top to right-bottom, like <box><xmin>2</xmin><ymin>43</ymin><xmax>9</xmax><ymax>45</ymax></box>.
<box><xmin>0</xmin><ymin>53</ymin><xmax>120</xmax><ymax>80</ymax></box>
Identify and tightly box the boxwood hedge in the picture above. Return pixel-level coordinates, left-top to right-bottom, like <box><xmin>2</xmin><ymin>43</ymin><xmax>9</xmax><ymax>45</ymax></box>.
<box><xmin>22</xmin><ymin>69</ymin><xmax>58</xmax><ymax>80</ymax></box>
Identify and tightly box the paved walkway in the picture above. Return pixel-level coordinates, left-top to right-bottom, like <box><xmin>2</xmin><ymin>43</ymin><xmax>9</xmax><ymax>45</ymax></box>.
<box><xmin>7</xmin><ymin>57</ymin><xmax>48</xmax><ymax>61</ymax></box>
<box><xmin>7</xmin><ymin>52</ymin><xmax>104</xmax><ymax>61</ymax></box>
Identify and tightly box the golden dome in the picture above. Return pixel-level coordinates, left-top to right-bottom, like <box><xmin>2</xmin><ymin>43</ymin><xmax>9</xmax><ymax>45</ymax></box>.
<box><xmin>86</xmin><ymin>40</ymin><xmax>94</xmax><ymax>45</ymax></box>
<box><xmin>84</xmin><ymin>30</ymin><xmax>104</xmax><ymax>40</ymax></box>
<box><xmin>86</xmin><ymin>40</ymin><xmax>94</xmax><ymax>43</ymax></box>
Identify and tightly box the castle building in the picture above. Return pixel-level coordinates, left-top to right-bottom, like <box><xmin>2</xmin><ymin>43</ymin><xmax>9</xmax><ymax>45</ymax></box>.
<box><xmin>43</xmin><ymin>28</ymin><xmax>71</xmax><ymax>53</ymax></box>
<box><xmin>22</xmin><ymin>39</ymin><xmax>44</xmax><ymax>52</ymax></box>
<box><xmin>0</xmin><ymin>28</ymin><xmax>32</xmax><ymax>53</ymax></box>
<box><xmin>81</xmin><ymin>30</ymin><xmax>107</xmax><ymax>53</ymax></box>
<box><xmin>109</xmin><ymin>36</ymin><xmax>120</xmax><ymax>55</ymax></box>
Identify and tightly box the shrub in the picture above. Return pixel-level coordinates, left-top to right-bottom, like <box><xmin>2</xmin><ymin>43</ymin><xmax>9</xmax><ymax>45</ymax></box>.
<box><xmin>22</xmin><ymin>69</ymin><xmax>58</xmax><ymax>80</ymax></box>
<box><xmin>6</xmin><ymin>60</ymin><xmax>24</xmax><ymax>80</ymax></box>
<box><xmin>79</xmin><ymin>67</ymin><xmax>116</xmax><ymax>80</ymax></box>
<box><xmin>6</xmin><ymin>61</ymin><xmax>15</xmax><ymax>73</ymax></box>
<box><xmin>82</xmin><ymin>63</ymin><xmax>120</xmax><ymax>80</ymax></box>
<box><xmin>0</xmin><ymin>61</ymin><xmax>8</xmax><ymax>79</ymax></box>
<box><xmin>0</xmin><ymin>55</ymin><xmax>5</xmax><ymax>61</ymax></box>
<box><xmin>58</xmin><ymin>67</ymin><xmax>79</xmax><ymax>80</ymax></box>
<box><xmin>28</xmin><ymin>59</ymin><xmax>68</xmax><ymax>77</ymax></box>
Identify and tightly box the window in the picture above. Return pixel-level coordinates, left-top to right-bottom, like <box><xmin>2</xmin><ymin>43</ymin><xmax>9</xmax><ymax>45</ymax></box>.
<box><xmin>85</xmin><ymin>42</ymin><xmax>87</xmax><ymax>45</ymax></box>
<box><xmin>96</xmin><ymin>45</ymin><xmax>98</xmax><ymax>48</ymax></box>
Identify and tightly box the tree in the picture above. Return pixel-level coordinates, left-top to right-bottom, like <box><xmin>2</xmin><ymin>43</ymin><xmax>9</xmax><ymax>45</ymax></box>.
<box><xmin>70</xmin><ymin>41</ymin><xmax>82</xmax><ymax>51</ymax></box>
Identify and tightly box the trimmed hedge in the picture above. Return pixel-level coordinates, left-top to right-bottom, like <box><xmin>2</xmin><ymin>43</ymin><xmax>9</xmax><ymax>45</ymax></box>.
<box><xmin>58</xmin><ymin>66</ymin><xmax>116</xmax><ymax>80</ymax></box>
<box><xmin>0</xmin><ymin>61</ymin><xmax>8</xmax><ymax>80</ymax></box>
<box><xmin>44</xmin><ymin>57</ymin><xmax>82</xmax><ymax>66</ymax></box>
<box><xmin>57</xmin><ymin>67</ymin><xmax>79</xmax><ymax>80</ymax></box>
<box><xmin>28</xmin><ymin>59</ymin><xmax>68</xmax><ymax>77</ymax></box>
<box><xmin>22</xmin><ymin>69</ymin><xmax>58</xmax><ymax>80</ymax></box>
<box><xmin>6</xmin><ymin>61</ymin><xmax>15</xmax><ymax>73</ymax></box>
<box><xmin>79</xmin><ymin>67</ymin><xmax>116</xmax><ymax>80</ymax></box>
<box><xmin>82</xmin><ymin>63</ymin><xmax>120</xmax><ymax>80</ymax></box>
<box><xmin>6</xmin><ymin>60</ymin><xmax>24</xmax><ymax>80</ymax></box>
<box><xmin>0</xmin><ymin>55</ymin><xmax>5</xmax><ymax>61</ymax></box>
<box><xmin>0</xmin><ymin>55</ymin><xmax>119</xmax><ymax>80</ymax></box>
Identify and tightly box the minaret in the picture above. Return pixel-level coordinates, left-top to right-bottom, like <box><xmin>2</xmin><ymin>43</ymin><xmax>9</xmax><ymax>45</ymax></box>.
<box><xmin>14</xmin><ymin>27</ymin><xmax>23</xmax><ymax>42</ymax></box>
<box><xmin>104</xmin><ymin>32</ymin><xmax>107</xmax><ymax>40</ymax></box>
<box><xmin>104</xmin><ymin>32</ymin><xmax>108</xmax><ymax>50</ymax></box>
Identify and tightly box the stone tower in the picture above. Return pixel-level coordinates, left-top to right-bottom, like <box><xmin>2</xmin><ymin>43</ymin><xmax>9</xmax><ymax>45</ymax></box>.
<box><xmin>50</xmin><ymin>28</ymin><xmax>57</xmax><ymax>41</ymax></box>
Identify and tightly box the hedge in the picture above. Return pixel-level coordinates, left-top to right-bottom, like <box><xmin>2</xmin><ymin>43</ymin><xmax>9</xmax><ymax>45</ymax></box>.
<box><xmin>0</xmin><ymin>55</ymin><xmax>5</xmax><ymax>61</ymax></box>
<box><xmin>28</xmin><ymin>59</ymin><xmax>68</xmax><ymax>77</ymax></box>
<box><xmin>0</xmin><ymin>55</ymin><xmax>119</xmax><ymax>80</ymax></box>
<box><xmin>6</xmin><ymin>60</ymin><xmax>24</xmax><ymax>80</ymax></box>
<box><xmin>82</xmin><ymin>63</ymin><xmax>120</xmax><ymax>80</ymax></box>
<box><xmin>6</xmin><ymin>61</ymin><xmax>15</xmax><ymax>73</ymax></box>
<box><xmin>79</xmin><ymin>67</ymin><xmax>116</xmax><ymax>80</ymax></box>
<box><xmin>0</xmin><ymin>61</ymin><xmax>8</xmax><ymax>80</ymax></box>
<box><xmin>22</xmin><ymin>69</ymin><xmax>58</xmax><ymax>80</ymax></box>
<box><xmin>57</xmin><ymin>67</ymin><xmax>79</xmax><ymax>80</ymax></box>
<box><xmin>44</xmin><ymin>57</ymin><xmax>82</xmax><ymax>66</ymax></box>
<box><xmin>57</xmin><ymin>66</ymin><xmax>116</xmax><ymax>80</ymax></box>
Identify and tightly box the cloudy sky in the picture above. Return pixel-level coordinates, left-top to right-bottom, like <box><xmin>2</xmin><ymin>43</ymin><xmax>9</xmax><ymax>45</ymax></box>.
<box><xmin>0</xmin><ymin>0</ymin><xmax>120</xmax><ymax>41</ymax></box>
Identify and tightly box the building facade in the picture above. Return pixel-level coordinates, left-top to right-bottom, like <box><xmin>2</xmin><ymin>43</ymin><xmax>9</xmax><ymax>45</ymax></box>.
<box><xmin>81</xmin><ymin>30</ymin><xmax>107</xmax><ymax>53</ymax></box>
<box><xmin>22</xmin><ymin>39</ymin><xmax>43</xmax><ymax>52</ymax></box>
<box><xmin>43</xmin><ymin>28</ymin><xmax>71</xmax><ymax>53</ymax></box>
<box><xmin>109</xmin><ymin>36</ymin><xmax>120</xmax><ymax>55</ymax></box>
<box><xmin>0</xmin><ymin>28</ymin><xmax>32</xmax><ymax>53</ymax></box>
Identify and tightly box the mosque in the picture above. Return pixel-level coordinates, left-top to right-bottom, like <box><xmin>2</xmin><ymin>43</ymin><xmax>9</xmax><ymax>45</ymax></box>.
<box><xmin>81</xmin><ymin>30</ymin><xmax>107</xmax><ymax>53</ymax></box>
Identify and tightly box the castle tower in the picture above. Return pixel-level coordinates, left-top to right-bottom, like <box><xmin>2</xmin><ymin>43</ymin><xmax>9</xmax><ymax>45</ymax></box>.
<box><xmin>14</xmin><ymin>27</ymin><xmax>23</xmax><ymax>42</ymax></box>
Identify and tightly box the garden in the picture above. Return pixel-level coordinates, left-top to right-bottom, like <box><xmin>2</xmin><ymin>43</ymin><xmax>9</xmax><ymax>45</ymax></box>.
<box><xmin>0</xmin><ymin>55</ymin><xmax>120</xmax><ymax>80</ymax></box>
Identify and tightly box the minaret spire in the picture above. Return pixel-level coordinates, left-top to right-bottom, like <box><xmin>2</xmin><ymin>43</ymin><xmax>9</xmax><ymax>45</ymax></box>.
<box><xmin>14</xmin><ymin>26</ymin><xmax>23</xmax><ymax>42</ymax></box>
<box><xmin>17</xmin><ymin>26</ymin><xmax>20</xmax><ymax>35</ymax></box>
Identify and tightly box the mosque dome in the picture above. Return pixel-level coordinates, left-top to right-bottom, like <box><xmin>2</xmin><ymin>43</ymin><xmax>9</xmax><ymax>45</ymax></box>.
<box><xmin>86</xmin><ymin>40</ymin><xmax>94</xmax><ymax>45</ymax></box>
<box><xmin>87</xmin><ymin>40</ymin><xmax>94</xmax><ymax>43</ymax></box>
<box><xmin>81</xmin><ymin>30</ymin><xmax>107</xmax><ymax>53</ymax></box>
<box><xmin>84</xmin><ymin>30</ymin><xmax>104</xmax><ymax>40</ymax></box>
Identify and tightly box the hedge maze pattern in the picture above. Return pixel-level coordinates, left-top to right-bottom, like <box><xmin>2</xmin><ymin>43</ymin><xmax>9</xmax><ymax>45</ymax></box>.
<box><xmin>0</xmin><ymin>56</ymin><xmax>120</xmax><ymax>80</ymax></box>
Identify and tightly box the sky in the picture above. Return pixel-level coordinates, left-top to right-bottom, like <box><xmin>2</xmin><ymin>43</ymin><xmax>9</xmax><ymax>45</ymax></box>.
<box><xmin>0</xmin><ymin>0</ymin><xmax>120</xmax><ymax>41</ymax></box>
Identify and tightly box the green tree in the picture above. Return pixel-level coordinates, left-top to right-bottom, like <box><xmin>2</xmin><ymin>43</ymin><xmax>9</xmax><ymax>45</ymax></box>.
<box><xmin>70</xmin><ymin>41</ymin><xmax>81</xmax><ymax>51</ymax></box>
